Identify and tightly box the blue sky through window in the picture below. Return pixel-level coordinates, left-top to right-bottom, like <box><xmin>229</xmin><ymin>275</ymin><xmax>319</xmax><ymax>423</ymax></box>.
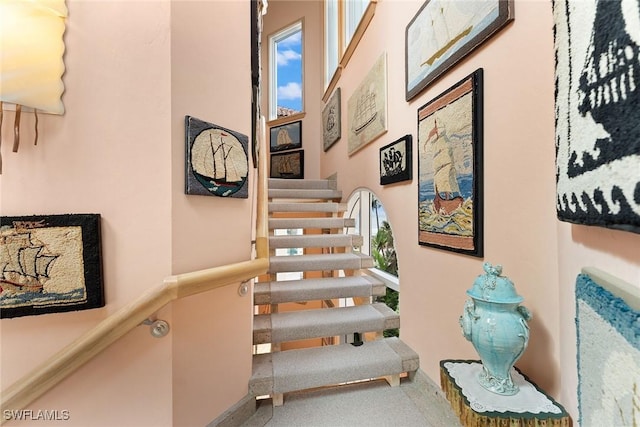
<box><xmin>276</xmin><ymin>29</ymin><xmax>302</xmax><ymax>112</ymax></box>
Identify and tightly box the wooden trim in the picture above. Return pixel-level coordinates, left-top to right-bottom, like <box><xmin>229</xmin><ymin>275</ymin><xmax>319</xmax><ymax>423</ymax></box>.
<box><xmin>339</xmin><ymin>0</ymin><xmax>376</xmax><ymax>69</ymax></box>
<box><xmin>266</xmin><ymin>112</ymin><xmax>306</xmax><ymax>128</ymax></box>
<box><xmin>322</xmin><ymin>65</ymin><xmax>343</xmax><ymax>103</ymax></box>
<box><xmin>0</xmin><ymin>115</ymin><xmax>272</xmax><ymax>420</ymax></box>
<box><xmin>255</xmin><ymin>121</ymin><xmax>270</xmax><ymax>259</ymax></box>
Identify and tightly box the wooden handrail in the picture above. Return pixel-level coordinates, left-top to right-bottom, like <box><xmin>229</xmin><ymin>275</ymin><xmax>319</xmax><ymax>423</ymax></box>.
<box><xmin>1</xmin><ymin>122</ymin><xmax>271</xmax><ymax>419</ymax></box>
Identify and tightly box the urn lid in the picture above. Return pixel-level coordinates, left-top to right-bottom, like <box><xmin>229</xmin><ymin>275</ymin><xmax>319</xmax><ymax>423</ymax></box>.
<box><xmin>466</xmin><ymin>262</ymin><xmax>523</xmax><ymax>303</ymax></box>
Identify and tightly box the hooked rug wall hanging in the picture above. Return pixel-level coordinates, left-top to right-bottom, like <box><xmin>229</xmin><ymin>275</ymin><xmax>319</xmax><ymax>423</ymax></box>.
<box><xmin>185</xmin><ymin>116</ymin><xmax>249</xmax><ymax>198</ymax></box>
<box><xmin>0</xmin><ymin>214</ymin><xmax>105</xmax><ymax>318</ymax></box>
<box><xmin>576</xmin><ymin>268</ymin><xmax>640</xmax><ymax>426</ymax></box>
<box><xmin>553</xmin><ymin>0</ymin><xmax>640</xmax><ymax>233</ymax></box>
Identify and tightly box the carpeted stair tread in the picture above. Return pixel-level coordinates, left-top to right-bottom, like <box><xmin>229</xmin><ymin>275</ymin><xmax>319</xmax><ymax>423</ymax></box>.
<box><xmin>253</xmin><ymin>303</ymin><xmax>399</xmax><ymax>344</ymax></box>
<box><xmin>270</xmin><ymin>234</ymin><xmax>363</xmax><ymax>249</ymax></box>
<box><xmin>254</xmin><ymin>276</ymin><xmax>386</xmax><ymax>305</ymax></box>
<box><xmin>249</xmin><ymin>337</ymin><xmax>419</xmax><ymax>395</ymax></box>
<box><xmin>269</xmin><ymin>178</ymin><xmax>337</xmax><ymax>190</ymax></box>
<box><xmin>269</xmin><ymin>201</ymin><xmax>348</xmax><ymax>213</ymax></box>
<box><xmin>269</xmin><ymin>217</ymin><xmax>355</xmax><ymax>230</ymax></box>
<box><xmin>269</xmin><ymin>188</ymin><xmax>343</xmax><ymax>200</ymax></box>
<box><xmin>269</xmin><ymin>253</ymin><xmax>374</xmax><ymax>273</ymax></box>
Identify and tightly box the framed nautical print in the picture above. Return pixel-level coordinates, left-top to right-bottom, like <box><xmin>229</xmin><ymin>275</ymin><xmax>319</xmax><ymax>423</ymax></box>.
<box><xmin>0</xmin><ymin>214</ymin><xmax>104</xmax><ymax>318</ymax></box>
<box><xmin>270</xmin><ymin>149</ymin><xmax>304</xmax><ymax>179</ymax></box>
<box><xmin>347</xmin><ymin>53</ymin><xmax>388</xmax><ymax>156</ymax></box>
<box><xmin>554</xmin><ymin>0</ymin><xmax>640</xmax><ymax>233</ymax></box>
<box><xmin>405</xmin><ymin>0</ymin><xmax>513</xmax><ymax>101</ymax></box>
<box><xmin>380</xmin><ymin>135</ymin><xmax>412</xmax><ymax>185</ymax></box>
<box><xmin>417</xmin><ymin>69</ymin><xmax>483</xmax><ymax>257</ymax></box>
<box><xmin>322</xmin><ymin>88</ymin><xmax>341</xmax><ymax>152</ymax></box>
<box><xmin>185</xmin><ymin>116</ymin><xmax>249</xmax><ymax>198</ymax></box>
<box><xmin>269</xmin><ymin>120</ymin><xmax>302</xmax><ymax>153</ymax></box>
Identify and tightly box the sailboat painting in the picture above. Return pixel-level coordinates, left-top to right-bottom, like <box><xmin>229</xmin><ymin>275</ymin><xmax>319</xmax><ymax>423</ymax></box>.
<box><xmin>417</xmin><ymin>70</ymin><xmax>483</xmax><ymax>256</ymax></box>
<box><xmin>347</xmin><ymin>53</ymin><xmax>388</xmax><ymax>155</ymax></box>
<box><xmin>269</xmin><ymin>120</ymin><xmax>302</xmax><ymax>153</ymax></box>
<box><xmin>270</xmin><ymin>149</ymin><xmax>304</xmax><ymax>179</ymax></box>
<box><xmin>185</xmin><ymin>116</ymin><xmax>249</xmax><ymax>198</ymax></box>
<box><xmin>405</xmin><ymin>0</ymin><xmax>513</xmax><ymax>101</ymax></box>
<box><xmin>1</xmin><ymin>214</ymin><xmax>104</xmax><ymax>318</ymax></box>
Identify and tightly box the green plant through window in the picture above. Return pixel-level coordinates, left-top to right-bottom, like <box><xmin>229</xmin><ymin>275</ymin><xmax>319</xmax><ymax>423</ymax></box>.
<box><xmin>370</xmin><ymin>195</ymin><xmax>399</xmax><ymax>338</ymax></box>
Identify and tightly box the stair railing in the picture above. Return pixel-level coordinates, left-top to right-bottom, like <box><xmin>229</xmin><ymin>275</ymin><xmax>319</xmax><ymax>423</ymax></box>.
<box><xmin>0</xmin><ymin>130</ymin><xmax>270</xmax><ymax>420</ymax></box>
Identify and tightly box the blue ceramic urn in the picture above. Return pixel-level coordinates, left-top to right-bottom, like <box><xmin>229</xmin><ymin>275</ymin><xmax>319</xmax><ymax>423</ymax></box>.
<box><xmin>459</xmin><ymin>262</ymin><xmax>532</xmax><ymax>395</ymax></box>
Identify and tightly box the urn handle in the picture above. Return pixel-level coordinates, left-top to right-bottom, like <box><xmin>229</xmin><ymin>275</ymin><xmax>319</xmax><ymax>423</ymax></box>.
<box><xmin>517</xmin><ymin>305</ymin><xmax>532</xmax><ymax>322</ymax></box>
<box><xmin>459</xmin><ymin>298</ymin><xmax>477</xmax><ymax>341</ymax></box>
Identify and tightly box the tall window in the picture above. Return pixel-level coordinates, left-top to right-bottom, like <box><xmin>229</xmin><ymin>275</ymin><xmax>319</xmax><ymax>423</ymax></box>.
<box><xmin>269</xmin><ymin>20</ymin><xmax>303</xmax><ymax>120</ymax></box>
<box><xmin>323</xmin><ymin>0</ymin><xmax>373</xmax><ymax>92</ymax></box>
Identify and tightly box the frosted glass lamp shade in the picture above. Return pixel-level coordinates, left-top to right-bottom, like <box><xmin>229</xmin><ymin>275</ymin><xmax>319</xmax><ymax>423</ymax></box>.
<box><xmin>0</xmin><ymin>0</ymin><xmax>67</xmax><ymax>114</ymax></box>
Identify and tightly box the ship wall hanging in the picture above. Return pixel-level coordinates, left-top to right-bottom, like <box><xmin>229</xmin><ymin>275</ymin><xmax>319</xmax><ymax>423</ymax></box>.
<box><xmin>322</xmin><ymin>88</ymin><xmax>341</xmax><ymax>152</ymax></box>
<box><xmin>405</xmin><ymin>0</ymin><xmax>514</xmax><ymax>101</ymax></box>
<box><xmin>185</xmin><ymin>116</ymin><xmax>249</xmax><ymax>198</ymax></box>
<box><xmin>0</xmin><ymin>214</ymin><xmax>104</xmax><ymax>318</ymax></box>
<box><xmin>554</xmin><ymin>0</ymin><xmax>640</xmax><ymax>233</ymax></box>
<box><xmin>347</xmin><ymin>53</ymin><xmax>388</xmax><ymax>156</ymax></box>
<box><xmin>417</xmin><ymin>69</ymin><xmax>484</xmax><ymax>257</ymax></box>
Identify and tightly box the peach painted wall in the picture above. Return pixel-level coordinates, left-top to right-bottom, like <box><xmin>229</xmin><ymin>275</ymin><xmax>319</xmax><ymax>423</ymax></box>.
<box><xmin>262</xmin><ymin>0</ymin><xmax>322</xmax><ymax>180</ymax></box>
<box><xmin>265</xmin><ymin>0</ymin><xmax>640</xmax><ymax>422</ymax></box>
<box><xmin>169</xmin><ymin>1</ymin><xmax>254</xmax><ymax>425</ymax></box>
<box><xmin>320</xmin><ymin>0</ymin><xmax>562</xmax><ymax>398</ymax></box>
<box><xmin>1</xmin><ymin>1</ymin><xmax>173</xmax><ymax>426</ymax></box>
<box><xmin>2</xmin><ymin>1</ymin><xmax>257</xmax><ymax>425</ymax></box>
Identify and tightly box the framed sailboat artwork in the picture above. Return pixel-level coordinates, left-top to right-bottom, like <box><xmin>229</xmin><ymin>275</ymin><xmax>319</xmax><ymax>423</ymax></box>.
<box><xmin>405</xmin><ymin>0</ymin><xmax>513</xmax><ymax>101</ymax></box>
<box><xmin>270</xmin><ymin>149</ymin><xmax>304</xmax><ymax>179</ymax></box>
<box><xmin>0</xmin><ymin>214</ymin><xmax>104</xmax><ymax>318</ymax></box>
<box><xmin>185</xmin><ymin>116</ymin><xmax>249</xmax><ymax>198</ymax></box>
<box><xmin>417</xmin><ymin>69</ymin><xmax>483</xmax><ymax>257</ymax></box>
<box><xmin>269</xmin><ymin>120</ymin><xmax>302</xmax><ymax>153</ymax></box>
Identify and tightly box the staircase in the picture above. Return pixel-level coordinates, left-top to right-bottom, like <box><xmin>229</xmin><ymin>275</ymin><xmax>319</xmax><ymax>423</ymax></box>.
<box><xmin>249</xmin><ymin>178</ymin><xmax>419</xmax><ymax>406</ymax></box>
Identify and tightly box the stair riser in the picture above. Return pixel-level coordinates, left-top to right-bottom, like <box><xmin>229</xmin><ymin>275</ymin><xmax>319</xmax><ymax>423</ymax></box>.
<box><xmin>269</xmin><ymin>189</ymin><xmax>342</xmax><ymax>200</ymax></box>
<box><xmin>253</xmin><ymin>276</ymin><xmax>386</xmax><ymax>305</ymax></box>
<box><xmin>270</xmin><ymin>258</ymin><xmax>373</xmax><ymax>273</ymax></box>
<box><xmin>254</xmin><ymin>284</ymin><xmax>386</xmax><ymax>305</ymax></box>
<box><xmin>268</xmin><ymin>178</ymin><xmax>337</xmax><ymax>190</ymax></box>
<box><xmin>253</xmin><ymin>304</ymin><xmax>398</xmax><ymax>344</ymax></box>
<box><xmin>269</xmin><ymin>218</ymin><xmax>355</xmax><ymax>230</ymax></box>
<box><xmin>269</xmin><ymin>202</ymin><xmax>347</xmax><ymax>213</ymax></box>
<box><xmin>270</xmin><ymin>234</ymin><xmax>363</xmax><ymax>249</ymax></box>
<box><xmin>249</xmin><ymin>338</ymin><xmax>419</xmax><ymax>396</ymax></box>
<box><xmin>253</xmin><ymin>317</ymin><xmax>399</xmax><ymax>344</ymax></box>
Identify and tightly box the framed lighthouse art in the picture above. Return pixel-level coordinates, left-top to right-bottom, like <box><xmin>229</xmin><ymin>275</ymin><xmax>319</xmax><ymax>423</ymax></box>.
<box><xmin>417</xmin><ymin>69</ymin><xmax>484</xmax><ymax>257</ymax></box>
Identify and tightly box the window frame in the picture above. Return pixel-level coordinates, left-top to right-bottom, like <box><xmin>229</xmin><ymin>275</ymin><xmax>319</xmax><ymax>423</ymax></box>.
<box><xmin>322</xmin><ymin>0</ymin><xmax>377</xmax><ymax>102</ymax></box>
<box><xmin>268</xmin><ymin>19</ymin><xmax>304</xmax><ymax>121</ymax></box>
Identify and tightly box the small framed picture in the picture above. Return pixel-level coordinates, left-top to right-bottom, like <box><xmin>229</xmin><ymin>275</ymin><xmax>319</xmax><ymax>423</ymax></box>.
<box><xmin>270</xmin><ymin>120</ymin><xmax>302</xmax><ymax>153</ymax></box>
<box><xmin>380</xmin><ymin>135</ymin><xmax>412</xmax><ymax>185</ymax></box>
<box><xmin>270</xmin><ymin>149</ymin><xmax>304</xmax><ymax>179</ymax></box>
<box><xmin>322</xmin><ymin>88</ymin><xmax>341</xmax><ymax>152</ymax></box>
